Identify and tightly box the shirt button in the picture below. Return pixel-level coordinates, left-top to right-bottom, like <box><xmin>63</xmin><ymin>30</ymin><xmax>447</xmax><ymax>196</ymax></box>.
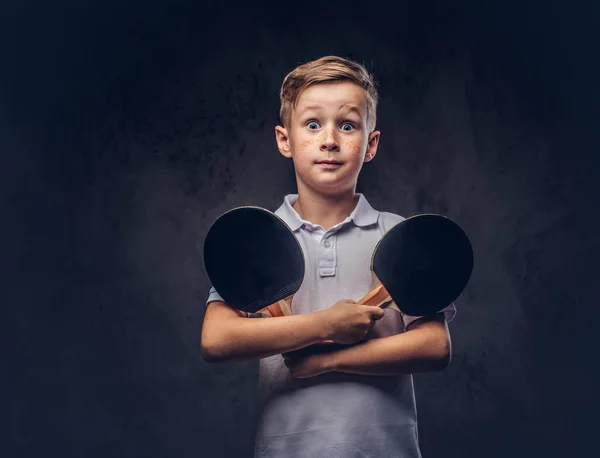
<box><xmin>323</xmin><ymin>240</ymin><xmax>331</xmax><ymax>248</ymax></box>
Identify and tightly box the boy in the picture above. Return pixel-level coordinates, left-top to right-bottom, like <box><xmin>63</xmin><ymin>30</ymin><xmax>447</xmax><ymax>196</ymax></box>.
<box><xmin>201</xmin><ymin>56</ymin><xmax>455</xmax><ymax>457</ymax></box>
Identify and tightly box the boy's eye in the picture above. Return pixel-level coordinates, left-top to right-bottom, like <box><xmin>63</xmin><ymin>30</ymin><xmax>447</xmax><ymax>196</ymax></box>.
<box><xmin>307</xmin><ymin>121</ymin><xmax>320</xmax><ymax>130</ymax></box>
<box><xmin>341</xmin><ymin>122</ymin><xmax>355</xmax><ymax>132</ymax></box>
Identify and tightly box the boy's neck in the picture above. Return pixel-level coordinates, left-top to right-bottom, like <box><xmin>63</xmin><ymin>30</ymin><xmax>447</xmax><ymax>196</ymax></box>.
<box><xmin>292</xmin><ymin>188</ymin><xmax>359</xmax><ymax>231</ymax></box>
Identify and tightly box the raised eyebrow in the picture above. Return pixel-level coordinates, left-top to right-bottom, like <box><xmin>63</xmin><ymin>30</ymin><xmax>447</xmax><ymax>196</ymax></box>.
<box><xmin>298</xmin><ymin>105</ymin><xmax>323</xmax><ymax>113</ymax></box>
<box><xmin>341</xmin><ymin>106</ymin><xmax>362</xmax><ymax>117</ymax></box>
<box><xmin>299</xmin><ymin>105</ymin><xmax>361</xmax><ymax>115</ymax></box>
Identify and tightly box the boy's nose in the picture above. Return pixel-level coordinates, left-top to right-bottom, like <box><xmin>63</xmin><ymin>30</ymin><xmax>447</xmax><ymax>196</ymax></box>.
<box><xmin>320</xmin><ymin>128</ymin><xmax>339</xmax><ymax>151</ymax></box>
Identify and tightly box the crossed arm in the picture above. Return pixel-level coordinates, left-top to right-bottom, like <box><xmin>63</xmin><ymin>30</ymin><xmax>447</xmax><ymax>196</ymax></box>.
<box><xmin>201</xmin><ymin>300</ymin><xmax>451</xmax><ymax>378</ymax></box>
<box><xmin>282</xmin><ymin>313</ymin><xmax>451</xmax><ymax>378</ymax></box>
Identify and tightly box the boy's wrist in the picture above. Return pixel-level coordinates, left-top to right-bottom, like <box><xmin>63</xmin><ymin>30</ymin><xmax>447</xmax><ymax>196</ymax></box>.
<box><xmin>314</xmin><ymin>309</ymin><xmax>334</xmax><ymax>341</ymax></box>
<box><xmin>322</xmin><ymin>350</ymin><xmax>339</xmax><ymax>373</ymax></box>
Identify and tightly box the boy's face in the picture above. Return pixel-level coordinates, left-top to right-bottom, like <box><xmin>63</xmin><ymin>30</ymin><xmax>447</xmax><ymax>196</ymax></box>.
<box><xmin>275</xmin><ymin>81</ymin><xmax>380</xmax><ymax>197</ymax></box>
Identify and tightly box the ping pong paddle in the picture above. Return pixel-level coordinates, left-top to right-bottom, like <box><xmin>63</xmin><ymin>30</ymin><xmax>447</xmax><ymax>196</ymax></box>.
<box><xmin>358</xmin><ymin>213</ymin><xmax>474</xmax><ymax>316</ymax></box>
<box><xmin>310</xmin><ymin>213</ymin><xmax>473</xmax><ymax>347</ymax></box>
<box><xmin>203</xmin><ymin>206</ymin><xmax>305</xmax><ymax>318</ymax></box>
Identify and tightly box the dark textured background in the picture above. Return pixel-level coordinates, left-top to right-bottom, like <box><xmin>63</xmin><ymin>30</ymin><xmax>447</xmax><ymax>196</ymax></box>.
<box><xmin>2</xmin><ymin>1</ymin><xmax>599</xmax><ymax>457</ymax></box>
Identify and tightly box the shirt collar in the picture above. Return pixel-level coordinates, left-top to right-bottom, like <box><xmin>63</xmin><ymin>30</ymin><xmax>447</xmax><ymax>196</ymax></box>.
<box><xmin>275</xmin><ymin>193</ymin><xmax>379</xmax><ymax>232</ymax></box>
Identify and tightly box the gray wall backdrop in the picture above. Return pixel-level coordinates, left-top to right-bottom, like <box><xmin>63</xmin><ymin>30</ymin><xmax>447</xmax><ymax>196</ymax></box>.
<box><xmin>2</xmin><ymin>1</ymin><xmax>599</xmax><ymax>457</ymax></box>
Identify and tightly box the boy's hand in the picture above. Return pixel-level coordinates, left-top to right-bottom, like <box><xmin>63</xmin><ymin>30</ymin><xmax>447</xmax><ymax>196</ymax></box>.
<box><xmin>321</xmin><ymin>299</ymin><xmax>385</xmax><ymax>344</ymax></box>
<box><xmin>282</xmin><ymin>348</ymin><xmax>336</xmax><ymax>379</ymax></box>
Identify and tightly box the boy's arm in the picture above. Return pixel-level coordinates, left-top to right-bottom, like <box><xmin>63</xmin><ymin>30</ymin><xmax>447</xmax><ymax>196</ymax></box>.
<box><xmin>285</xmin><ymin>313</ymin><xmax>451</xmax><ymax>377</ymax></box>
<box><xmin>200</xmin><ymin>298</ymin><xmax>384</xmax><ymax>363</ymax></box>
<box><xmin>201</xmin><ymin>300</ymin><xmax>330</xmax><ymax>363</ymax></box>
<box><xmin>330</xmin><ymin>313</ymin><xmax>451</xmax><ymax>375</ymax></box>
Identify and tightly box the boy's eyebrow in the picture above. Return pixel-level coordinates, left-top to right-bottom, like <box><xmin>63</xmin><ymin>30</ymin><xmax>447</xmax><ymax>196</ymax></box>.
<box><xmin>298</xmin><ymin>105</ymin><xmax>324</xmax><ymax>112</ymax></box>
<box><xmin>298</xmin><ymin>104</ymin><xmax>362</xmax><ymax>116</ymax></box>
<box><xmin>340</xmin><ymin>104</ymin><xmax>362</xmax><ymax>116</ymax></box>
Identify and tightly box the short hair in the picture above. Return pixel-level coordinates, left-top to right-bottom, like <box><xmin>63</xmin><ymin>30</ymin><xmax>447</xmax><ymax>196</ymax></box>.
<box><xmin>279</xmin><ymin>56</ymin><xmax>379</xmax><ymax>132</ymax></box>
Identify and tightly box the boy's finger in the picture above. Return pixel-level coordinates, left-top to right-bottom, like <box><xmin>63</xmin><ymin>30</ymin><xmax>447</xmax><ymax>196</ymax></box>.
<box><xmin>370</xmin><ymin>307</ymin><xmax>385</xmax><ymax>320</ymax></box>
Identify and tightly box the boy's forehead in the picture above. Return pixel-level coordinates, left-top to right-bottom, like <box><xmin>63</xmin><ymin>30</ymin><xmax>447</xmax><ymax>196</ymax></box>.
<box><xmin>295</xmin><ymin>82</ymin><xmax>368</xmax><ymax>112</ymax></box>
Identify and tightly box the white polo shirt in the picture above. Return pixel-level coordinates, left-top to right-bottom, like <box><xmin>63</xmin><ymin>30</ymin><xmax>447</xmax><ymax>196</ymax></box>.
<box><xmin>206</xmin><ymin>194</ymin><xmax>456</xmax><ymax>458</ymax></box>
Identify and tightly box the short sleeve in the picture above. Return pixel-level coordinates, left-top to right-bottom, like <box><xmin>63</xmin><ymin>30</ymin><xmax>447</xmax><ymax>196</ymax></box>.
<box><xmin>206</xmin><ymin>286</ymin><xmax>225</xmax><ymax>307</ymax></box>
<box><xmin>402</xmin><ymin>302</ymin><xmax>457</xmax><ymax>329</ymax></box>
<box><xmin>206</xmin><ymin>286</ymin><xmax>267</xmax><ymax>318</ymax></box>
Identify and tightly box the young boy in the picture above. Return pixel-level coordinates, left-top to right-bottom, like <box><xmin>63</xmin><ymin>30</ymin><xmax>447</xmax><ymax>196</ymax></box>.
<box><xmin>201</xmin><ymin>56</ymin><xmax>455</xmax><ymax>458</ymax></box>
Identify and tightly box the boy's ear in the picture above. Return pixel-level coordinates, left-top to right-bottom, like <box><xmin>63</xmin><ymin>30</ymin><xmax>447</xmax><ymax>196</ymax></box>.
<box><xmin>364</xmin><ymin>130</ymin><xmax>381</xmax><ymax>163</ymax></box>
<box><xmin>275</xmin><ymin>125</ymin><xmax>292</xmax><ymax>158</ymax></box>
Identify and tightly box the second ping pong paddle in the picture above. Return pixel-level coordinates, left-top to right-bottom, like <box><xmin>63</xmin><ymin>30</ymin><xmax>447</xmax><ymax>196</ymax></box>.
<box><xmin>359</xmin><ymin>213</ymin><xmax>474</xmax><ymax>317</ymax></box>
<box><xmin>203</xmin><ymin>206</ymin><xmax>305</xmax><ymax>318</ymax></box>
<box><xmin>308</xmin><ymin>213</ymin><xmax>473</xmax><ymax>347</ymax></box>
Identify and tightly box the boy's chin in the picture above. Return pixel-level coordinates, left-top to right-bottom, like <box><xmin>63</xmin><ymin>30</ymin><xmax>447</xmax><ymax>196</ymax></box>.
<box><xmin>305</xmin><ymin>178</ymin><xmax>357</xmax><ymax>197</ymax></box>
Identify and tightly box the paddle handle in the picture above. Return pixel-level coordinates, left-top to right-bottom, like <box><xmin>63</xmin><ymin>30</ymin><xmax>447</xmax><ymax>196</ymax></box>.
<box><xmin>264</xmin><ymin>299</ymin><xmax>292</xmax><ymax>317</ymax></box>
<box><xmin>242</xmin><ymin>297</ymin><xmax>293</xmax><ymax>318</ymax></box>
<box><xmin>359</xmin><ymin>284</ymin><xmax>392</xmax><ymax>307</ymax></box>
<box><xmin>315</xmin><ymin>285</ymin><xmax>393</xmax><ymax>345</ymax></box>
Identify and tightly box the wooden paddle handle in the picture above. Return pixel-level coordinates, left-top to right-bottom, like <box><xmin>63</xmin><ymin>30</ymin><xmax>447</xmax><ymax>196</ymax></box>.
<box><xmin>265</xmin><ymin>300</ymin><xmax>290</xmax><ymax>317</ymax></box>
<box><xmin>245</xmin><ymin>298</ymin><xmax>292</xmax><ymax>318</ymax></box>
<box><xmin>315</xmin><ymin>285</ymin><xmax>392</xmax><ymax>345</ymax></box>
<box><xmin>359</xmin><ymin>284</ymin><xmax>391</xmax><ymax>307</ymax></box>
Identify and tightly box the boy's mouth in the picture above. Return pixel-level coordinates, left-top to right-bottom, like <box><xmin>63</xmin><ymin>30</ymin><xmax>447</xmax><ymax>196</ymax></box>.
<box><xmin>315</xmin><ymin>159</ymin><xmax>343</xmax><ymax>170</ymax></box>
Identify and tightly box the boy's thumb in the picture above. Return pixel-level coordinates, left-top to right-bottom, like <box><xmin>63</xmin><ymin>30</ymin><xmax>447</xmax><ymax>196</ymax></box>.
<box><xmin>371</xmin><ymin>307</ymin><xmax>385</xmax><ymax>320</ymax></box>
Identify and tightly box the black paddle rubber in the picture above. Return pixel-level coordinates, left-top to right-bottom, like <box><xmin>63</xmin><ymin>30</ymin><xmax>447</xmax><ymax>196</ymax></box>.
<box><xmin>203</xmin><ymin>207</ymin><xmax>305</xmax><ymax>314</ymax></box>
<box><xmin>373</xmin><ymin>214</ymin><xmax>474</xmax><ymax>316</ymax></box>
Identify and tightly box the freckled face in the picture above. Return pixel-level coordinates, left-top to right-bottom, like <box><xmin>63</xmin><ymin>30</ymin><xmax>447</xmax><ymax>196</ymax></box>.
<box><xmin>286</xmin><ymin>81</ymin><xmax>376</xmax><ymax>195</ymax></box>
